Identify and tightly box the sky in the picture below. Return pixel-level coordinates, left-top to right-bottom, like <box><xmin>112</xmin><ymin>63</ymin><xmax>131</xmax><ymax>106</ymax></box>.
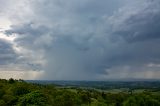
<box><xmin>0</xmin><ymin>0</ymin><xmax>160</xmax><ymax>80</ymax></box>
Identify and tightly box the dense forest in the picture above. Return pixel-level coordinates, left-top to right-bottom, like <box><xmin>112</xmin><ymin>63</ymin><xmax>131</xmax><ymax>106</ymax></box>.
<box><xmin>0</xmin><ymin>79</ymin><xmax>160</xmax><ymax>106</ymax></box>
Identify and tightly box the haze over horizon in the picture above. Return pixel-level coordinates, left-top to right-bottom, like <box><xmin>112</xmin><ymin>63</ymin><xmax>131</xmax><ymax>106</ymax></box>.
<box><xmin>0</xmin><ymin>0</ymin><xmax>160</xmax><ymax>80</ymax></box>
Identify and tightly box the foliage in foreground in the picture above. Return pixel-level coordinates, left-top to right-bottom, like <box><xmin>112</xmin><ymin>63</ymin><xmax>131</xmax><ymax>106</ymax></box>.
<box><xmin>0</xmin><ymin>78</ymin><xmax>160</xmax><ymax>106</ymax></box>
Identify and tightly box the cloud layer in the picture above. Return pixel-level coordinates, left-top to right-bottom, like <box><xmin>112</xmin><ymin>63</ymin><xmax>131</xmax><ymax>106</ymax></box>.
<box><xmin>1</xmin><ymin>0</ymin><xmax>160</xmax><ymax>80</ymax></box>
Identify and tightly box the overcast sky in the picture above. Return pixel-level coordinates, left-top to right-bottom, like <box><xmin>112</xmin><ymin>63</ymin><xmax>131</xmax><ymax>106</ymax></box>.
<box><xmin>0</xmin><ymin>0</ymin><xmax>160</xmax><ymax>80</ymax></box>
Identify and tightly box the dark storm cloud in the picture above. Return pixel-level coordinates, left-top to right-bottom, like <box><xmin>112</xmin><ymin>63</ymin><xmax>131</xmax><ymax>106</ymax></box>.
<box><xmin>105</xmin><ymin>0</ymin><xmax>160</xmax><ymax>65</ymax></box>
<box><xmin>110</xmin><ymin>0</ymin><xmax>160</xmax><ymax>42</ymax></box>
<box><xmin>0</xmin><ymin>39</ymin><xmax>17</xmax><ymax>65</ymax></box>
<box><xmin>5</xmin><ymin>23</ymin><xmax>50</xmax><ymax>48</ymax></box>
<box><xmin>3</xmin><ymin>0</ymin><xmax>160</xmax><ymax>80</ymax></box>
<box><xmin>5</xmin><ymin>23</ymin><xmax>49</xmax><ymax>36</ymax></box>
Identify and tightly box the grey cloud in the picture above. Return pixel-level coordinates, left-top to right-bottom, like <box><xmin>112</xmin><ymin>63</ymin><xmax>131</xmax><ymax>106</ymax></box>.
<box><xmin>5</xmin><ymin>23</ymin><xmax>49</xmax><ymax>36</ymax></box>
<box><xmin>0</xmin><ymin>39</ymin><xmax>17</xmax><ymax>65</ymax></box>
<box><xmin>3</xmin><ymin>0</ymin><xmax>160</xmax><ymax>80</ymax></box>
<box><xmin>0</xmin><ymin>39</ymin><xmax>40</xmax><ymax>71</ymax></box>
<box><xmin>110</xmin><ymin>0</ymin><xmax>160</xmax><ymax>42</ymax></box>
<box><xmin>5</xmin><ymin>23</ymin><xmax>51</xmax><ymax>49</ymax></box>
<box><xmin>105</xmin><ymin>0</ymin><xmax>160</xmax><ymax>63</ymax></box>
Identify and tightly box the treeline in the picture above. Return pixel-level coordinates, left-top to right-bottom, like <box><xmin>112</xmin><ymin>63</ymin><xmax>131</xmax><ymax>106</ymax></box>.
<box><xmin>0</xmin><ymin>78</ymin><xmax>160</xmax><ymax>106</ymax></box>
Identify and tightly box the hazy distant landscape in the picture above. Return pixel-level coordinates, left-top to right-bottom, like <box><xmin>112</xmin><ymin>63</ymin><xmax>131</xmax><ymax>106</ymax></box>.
<box><xmin>27</xmin><ymin>80</ymin><xmax>160</xmax><ymax>90</ymax></box>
